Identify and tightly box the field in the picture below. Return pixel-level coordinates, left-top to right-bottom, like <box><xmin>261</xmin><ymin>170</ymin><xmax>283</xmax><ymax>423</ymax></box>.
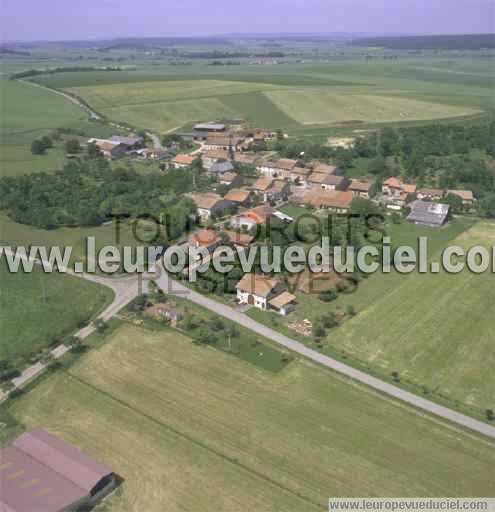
<box><xmin>0</xmin><ymin>79</ymin><xmax>86</xmax><ymax>176</ymax></box>
<box><xmin>247</xmin><ymin>215</ymin><xmax>495</xmax><ymax>416</ymax></box>
<box><xmin>26</xmin><ymin>55</ymin><xmax>491</xmax><ymax>135</ymax></box>
<box><xmin>264</xmin><ymin>89</ymin><xmax>480</xmax><ymax>125</ymax></box>
<box><xmin>327</xmin><ymin>221</ymin><xmax>495</xmax><ymax>411</ymax></box>
<box><xmin>7</xmin><ymin>323</ymin><xmax>495</xmax><ymax>511</ymax></box>
<box><xmin>0</xmin><ymin>261</ymin><xmax>113</xmax><ymax>367</ymax></box>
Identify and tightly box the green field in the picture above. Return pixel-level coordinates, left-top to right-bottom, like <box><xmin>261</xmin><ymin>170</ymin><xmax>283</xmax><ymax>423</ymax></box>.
<box><xmin>0</xmin><ymin>79</ymin><xmax>85</xmax><ymax>176</ymax></box>
<box><xmin>265</xmin><ymin>89</ymin><xmax>480</xmax><ymax>125</ymax></box>
<box><xmin>0</xmin><ymin>262</ymin><xmax>113</xmax><ymax>367</ymax></box>
<box><xmin>327</xmin><ymin>221</ymin><xmax>495</xmax><ymax>411</ymax></box>
<box><xmin>7</xmin><ymin>323</ymin><xmax>495</xmax><ymax>511</ymax></box>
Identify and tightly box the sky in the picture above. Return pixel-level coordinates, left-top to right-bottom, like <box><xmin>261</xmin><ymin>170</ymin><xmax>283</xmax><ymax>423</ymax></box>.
<box><xmin>2</xmin><ymin>0</ymin><xmax>494</xmax><ymax>42</ymax></box>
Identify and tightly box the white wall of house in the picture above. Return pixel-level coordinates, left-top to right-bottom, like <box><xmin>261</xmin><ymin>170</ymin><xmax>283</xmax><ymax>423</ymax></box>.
<box><xmin>237</xmin><ymin>289</ymin><xmax>268</xmax><ymax>310</ymax></box>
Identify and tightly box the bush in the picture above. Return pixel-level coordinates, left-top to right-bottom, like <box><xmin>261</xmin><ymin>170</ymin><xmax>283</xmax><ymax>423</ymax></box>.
<box><xmin>318</xmin><ymin>290</ymin><xmax>337</xmax><ymax>303</ymax></box>
<box><xmin>65</xmin><ymin>138</ymin><xmax>81</xmax><ymax>154</ymax></box>
<box><xmin>486</xmin><ymin>409</ymin><xmax>495</xmax><ymax>421</ymax></box>
<box><xmin>312</xmin><ymin>323</ymin><xmax>326</xmax><ymax>339</ymax></box>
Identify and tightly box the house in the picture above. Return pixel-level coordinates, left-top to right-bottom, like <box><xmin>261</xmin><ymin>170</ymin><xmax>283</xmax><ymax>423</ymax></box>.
<box><xmin>265</xmin><ymin>180</ymin><xmax>290</xmax><ymax>203</ymax></box>
<box><xmin>188</xmin><ymin>229</ymin><xmax>222</xmax><ymax>253</ymax></box>
<box><xmin>382</xmin><ymin>177</ymin><xmax>403</xmax><ymax>197</ymax></box>
<box><xmin>407</xmin><ymin>200</ymin><xmax>450</xmax><ymax>227</ymax></box>
<box><xmin>289</xmin><ymin>166</ymin><xmax>311</xmax><ymax>185</ymax></box>
<box><xmin>253</xmin><ymin>129</ymin><xmax>276</xmax><ymax>141</ymax></box>
<box><xmin>230</xmin><ymin>205</ymin><xmax>275</xmax><ymax>230</ymax></box>
<box><xmin>219</xmin><ymin>172</ymin><xmax>242</xmax><ymax>187</ymax></box>
<box><xmin>236</xmin><ymin>274</ymin><xmax>296</xmax><ymax>315</ymax></box>
<box><xmin>257</xmin><ymin>158</ymin><xmax>298</xmax><ymax>178</ymax></box>
<box><xmin>234</xmin><ymin>153</ymin><xmax>258</xmax><ymax>166</ymax></box>
<box><xmin>349</xmin><ymin>180</ymin><xmax>374</xmax><ymax>199</ymax></box>
<box><xmin>312</xmin><ymin>162</ymin><xmax>339</xmax><ymax>175</ymax></box>
<box><xmin>88</xmin><ymin>138</ymin><xmax>127</xmax><ymax>159</ymax></box>
<box><xmin>224</xmin><ymin>188</ymin><xmax>252</xmax><ymax>207</ymax></box>
<box><xmin>417</xmin><ymin>188</ymin><xmax>445</xmax><ymax>201</ymax></box>
<box><xmin>251</xmin><ymin>176</ymin><xmax>274</xmax><ymax>195</ymax></box>
<box><xmin>202</xmin><ymin>149</ymin><xmax>231</xmax><ymax>170</ymax></box>
<box><xmin>172</xmin><ymin>153</ymin><xmax>197</xmax><ymax>169</ymax></box>
<box><xmin>110</xmin><ymin>135</ymin><xmax>144</xmax><ymax>149</ymax></box>
<box><xmin>308</xmin><ymin>173</ymin><xmax>350</xmax><ymax>191</ymax></box>
<box><xmin>303</xmin><ymin>190</ymin><xmax>354</xmax><ymax>213</ymax></box>
<box><xmin>0</xmin><ymin>429</ymin><xmax>116</xmax><ymax>512</ymax></box>
<box><xmin>190</xmin><ymin>193</ymin><xmax>232</xmax><ymax>220</ymax></box>
<box><xmin>209</xmin><ymin>160</ymin><xmax>235</xmax><ymax>175</ymax></box>
<box><xmin>382</xmin><ymin>177</ymin><xmax>417</xmax><ymax>208</ymax></box>
<box><xmin>447</xmin><ymin>189</ymin><xmax>475</xmax><ymax>206</ymax></box>
<box><xmin>204</xmin><ymin>133</ymin><xmax>242</xmax><ymax>151</ymax></box>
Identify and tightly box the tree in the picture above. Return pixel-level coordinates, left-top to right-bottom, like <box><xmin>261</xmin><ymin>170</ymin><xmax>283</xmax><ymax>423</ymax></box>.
<box><xmin>31</xmin><ymin>139</ymin><xmax>47</xmax><ymax>155</ymax></box>
<box><xmin>443</xmin><ymin>193</ymin><xmax>464</xmax><ymax>214</ymax></box>
<box><xmin>480</xmin><ymin>193</ymin><xmax>495</xmax><ymax>218</ymax></box>
<box><xmin>318</xmin><ymin>290</ymin><xmax>337</xmax><ymax>303</ymax></box>
<box><xmin>486</xmin><ymin>409</ymin><xmax>495</xmax><ymax>421</ymax></box>
<box><xmin>321</xmin><ymin>312</ymin><xmax>338</xmax><ymax>329</ymax></box>
<box><xmin>345</xmin><ymin>305</ymin><xmax>356</xmax><ymax>317</ymax></box>
<box><xmin>276</xmin><ymin>129</ymin><xmax>284</xmax><ymax>140</ymax></box>
<box><xmin>312</xmin><ymin>323</ymin><xmax>326</xmax><ymax>339</ymax></box>
<box><xmin>65</xmin><ymin>138</ymin><xmax>81</xmax><ymax>154</ymax></box>
<box><xmin>368</xmin><ymin>156</ymin><xmax>386</xmax><ymax>176</ymax></box>
<box><xmin>391</xmin><ymin>371</ymin><xmax>400</xmax><ymax>383</ymax></box>
<box><xmin>40</xmin><ymin>135</ymin><xmax>53</xmax><ymax>149</ymax></box>
<box><xmin>87</xmin><ymin>142</ymin><xmax>101</xmax><ymax>158</ymax></box>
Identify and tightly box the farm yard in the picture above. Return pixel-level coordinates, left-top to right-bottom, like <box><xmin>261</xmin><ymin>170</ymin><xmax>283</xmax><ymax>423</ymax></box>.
<box><xmin>6</xmin><ymin>323</ymin><xmax>495</xmax><ymax>512</ymax></box>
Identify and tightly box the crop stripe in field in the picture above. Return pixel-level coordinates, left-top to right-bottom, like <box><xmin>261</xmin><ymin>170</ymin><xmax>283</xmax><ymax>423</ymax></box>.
<box><xmin>66</xmin><ymin>371</ymin><xmax>325</xmax><ymax>511</ymax></box>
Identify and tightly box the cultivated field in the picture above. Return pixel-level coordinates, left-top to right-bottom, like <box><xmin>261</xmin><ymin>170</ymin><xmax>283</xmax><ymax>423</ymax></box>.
<box><xmin>264</xmin><ymin>89</ymin><xmax>480</xmax><ymax>125</ymax></box>
<box><xmin>8</xmin><ymin>324</ymin><xmax>495</xmax><ymax>512</ymax></box>
<box><xmin>0</xmin><ymin>262</ymin><xmax>113</xmax><ymax>367</ymax></box>
<box><xmin>327</xmin><ymin>221</ymin><xmax>495</xmax><ymax>411</ymax></box>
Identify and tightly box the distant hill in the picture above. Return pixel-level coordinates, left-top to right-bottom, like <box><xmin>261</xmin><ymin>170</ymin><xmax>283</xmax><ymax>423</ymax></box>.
<box><xmin>0</xmin><ymin>47</ymin><xmax>31</xmax><ymax>56</ymax></box>
<box><xmin>351</xmin><ymin>33</ymin><xmax>495</xmax><ymax>50</ymax></box>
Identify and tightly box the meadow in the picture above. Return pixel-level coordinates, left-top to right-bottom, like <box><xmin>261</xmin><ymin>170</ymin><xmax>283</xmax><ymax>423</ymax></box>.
<box><xmin>7</xmin><ymin>323</ymin><xmax>495</xmax><ymax>512</ymax></box>
<box><xmin>0</xmin><ymin>261</ymin><xmax>113</xmax><ymax>368</ymax></box>
<box><xmin>25</xmin><ymin>55</ymin><xmax>493</xmax><ymax>135</ymax></box>
<box><xmin>326</xmin><ymin>221</ymin><xmax>495</xmax><ymax>412</ymax></box>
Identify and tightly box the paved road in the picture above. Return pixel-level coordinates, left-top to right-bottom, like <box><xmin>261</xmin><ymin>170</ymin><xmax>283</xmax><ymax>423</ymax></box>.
<box><xmin>2</xmin><ymin>246</ymin><xmax>495</xmax><ymax>440</ymax></box>
<box><xmin>151</xmin><ymin>269</ymin><xmax>495</xmax><ymax>441</ymax></box>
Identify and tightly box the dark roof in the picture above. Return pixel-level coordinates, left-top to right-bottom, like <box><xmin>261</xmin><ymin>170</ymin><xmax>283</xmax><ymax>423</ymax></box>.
<box><xmin>407</xmin><ymin>200</ymin><xmax>449</xmax><ymax>226</ymax></box>
<box><xmin>1</xmin><ymin>429</ymin><xmax>113</xmax><ymax>512</ymax></box>
<box><xmin>210</xmin><ymin>161</ymin><xmax>234</xmax><ymax>174</ymax></box>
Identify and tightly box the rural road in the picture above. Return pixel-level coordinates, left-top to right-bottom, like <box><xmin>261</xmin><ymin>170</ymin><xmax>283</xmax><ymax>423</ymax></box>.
<box><xmin>2</xmin><ymin>253</ymin><xmax>495</xmax><ymax>440</ymax></box>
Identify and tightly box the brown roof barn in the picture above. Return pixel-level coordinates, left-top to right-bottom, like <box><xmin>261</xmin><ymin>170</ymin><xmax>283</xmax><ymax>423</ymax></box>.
<box><xmin>0</xmin><ymin>429</ymin><xmax>116</xmax><ymax>512</ymax></box>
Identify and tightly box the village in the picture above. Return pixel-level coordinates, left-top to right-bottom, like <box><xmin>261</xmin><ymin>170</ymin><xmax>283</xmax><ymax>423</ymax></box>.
<box><xmin>85</xmin><ymin>120</ymin><xmax>477</xmax><ymax>319</ymax></box>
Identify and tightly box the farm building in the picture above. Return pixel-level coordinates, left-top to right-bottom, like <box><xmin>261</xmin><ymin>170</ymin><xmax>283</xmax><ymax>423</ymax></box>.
<box><xmin>172</xmin><ymin>154</ymin><xmax>197</xmax><ymax>169</ymax></box>
<box><xmin>0</xmin><ymin>429</ymin><xmax>116</xmax><ymax>512</ymax></box>
<box><xmin>87</xmin><ymin>138</ymin><xmax>127</xmax><ymax>159</ymax></box>
<box><xmin>224</xmin><ymin>188</ymin><xmax>252</xmax><ymax>206</ymax></box>
<box><xmin>192</xmin><ymin>122</ymin><xmax>226</xmax><ymax>140</ymax></box>
<box><xmin>209</xmin><ymin>160</ymin><xmax>235</xmax><ymax>175</ymax></box>
<box><xmin>417</xmin><ymin>188</ymin><xmax>445</xmax><ymax>201</ymax></box>
<box><xmin>204</xmin><ymin>133</ymin><xmax>243</xmax><ymax>152</ymax></box>
<box><xmin>349</xmin><ymin>180</ymin><xmax>374</xmax><ymax>199</ymax></box>
<box><xmin>202</xmin><ymin>149</ymin><xmax>231</xmax><ymax>170</ymax></box>
<box><xmin>447</xmin><ymin>189</ymin><xmax>475</xmax><ymax>206</ymax></box>
<box><xmin>407</xmin><ymin>200</ymin><xmax>450</xmax><ymax>227</ymax></box>
<box><xmin>109</xmin><ymin>135</ymin><xmax>144</xmax><ymax>149</ymax></box>
<box><xmin>303</xmin><ymin>190</ymin><xmax>354</xmax><ymax>213</ymax></box>
<box><xmin>236</xmin><ymin>274</ymin><xmax>296</xmax><ymax>315</ymax></box>
<box><xmin>218</xmin><ymin>172</ymin><xmax>242</xmax><ymax>187</ymax></box>
<box><xmin>257</xmin><ymin>159</ymin><xmax>298</xmax><ymax>179</ymax></box>
<box><xmin>190</xmin><ymin>193</ymin><xmax>232</xmax><ymax>220</ymax></box>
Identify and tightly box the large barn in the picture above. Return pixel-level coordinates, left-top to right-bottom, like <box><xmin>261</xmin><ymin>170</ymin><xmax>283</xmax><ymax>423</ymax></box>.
<box><xmin>0</xmin><ymin>429</ymin><xmax>116</xmax><ymax>512</ymax></box>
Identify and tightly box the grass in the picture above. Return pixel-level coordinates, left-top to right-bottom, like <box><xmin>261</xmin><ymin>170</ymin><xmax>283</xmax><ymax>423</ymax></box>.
<box><xmin>6</xmin><ymin>323</ymin><xmax>495</xmax><ymax>512</ymax></box>
<box><xmin>0</xmin><ymin>261</ymin><xmax>113</xmax><ymax>368</ymax></box>
<box><xmin>326</xmin><ymin>220</ymin><xmax>495</xmax><ymax>412</ymax></box>
<box><xmin>0</xmin><ymin>79</ymin><xmax>87</xmax><ymax>176</ymax></box>
<box><xmin>264</xmin><ymin>89</ymin><xmax>480</xmax><ymax>125</ymax></box>
<box><xmin>0</xmin><ymin>214</ymin><xmax>147</xmax><ymax>271</ymax></box>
